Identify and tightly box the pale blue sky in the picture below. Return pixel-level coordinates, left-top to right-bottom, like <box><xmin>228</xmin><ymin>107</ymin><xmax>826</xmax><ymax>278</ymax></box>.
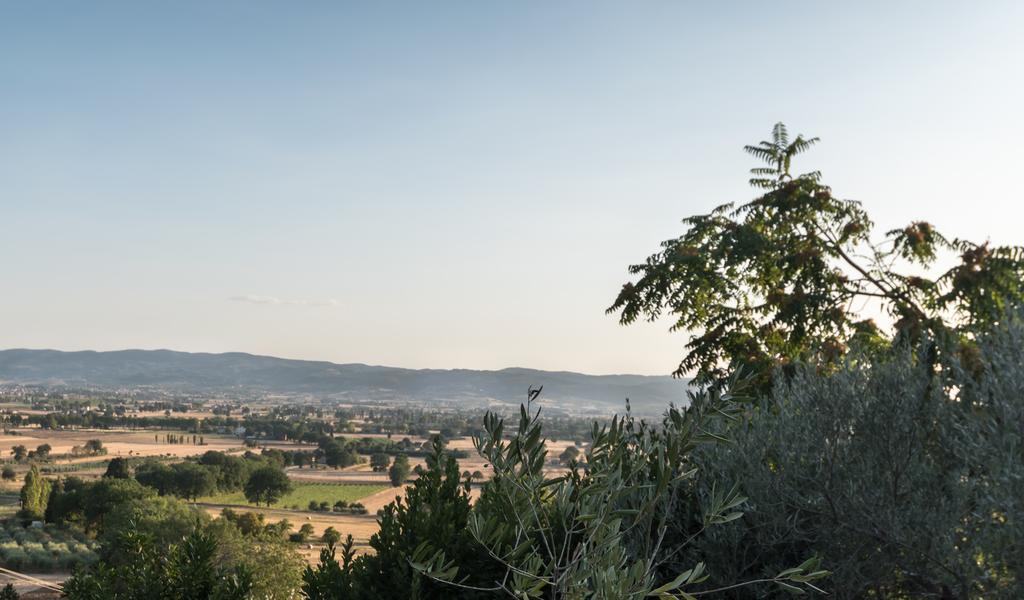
<box><xmin>2</xmin><ymin>2</ymin><xmax>1022</xmax><ymax>375</ymax></box>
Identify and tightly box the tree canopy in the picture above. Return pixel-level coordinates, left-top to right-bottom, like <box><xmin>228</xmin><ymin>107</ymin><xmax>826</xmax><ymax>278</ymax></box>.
<box><xmin>243</xmin><ymin>465</ymin><xmax>292</xmax><ymax>507</ymax></box>
<box><xmin>388</xmin><ymin>454</ymin><xmax>411</xmax><ymax>487</ymax></box>
<box><xmin>20</xmin><ymin>465</ymin><xmax>51</xmax><ymax>520</ymax></box>
<box><xmin>104</xmin><ymin>457</ymin><xmax>132</xmax><ymax>479</ymax></box>
<box><xmin>608</xmin><ymin>123</ymin><xmax>1024</xmax><ymax>387</ymax></box>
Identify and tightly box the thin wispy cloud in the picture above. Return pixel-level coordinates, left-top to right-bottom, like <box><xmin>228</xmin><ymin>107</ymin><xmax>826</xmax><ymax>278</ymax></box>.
<box><xmin>228</xmin><ymin>295</ymin><xmax>339</xmax><ymax>307</ymax></box>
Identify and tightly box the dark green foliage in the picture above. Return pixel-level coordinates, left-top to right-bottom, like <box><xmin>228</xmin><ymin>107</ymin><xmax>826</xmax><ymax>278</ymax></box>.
<box><xmin>63</xmin><ymin>529</ymin><xmax>252</xmax><ymax>600</ymax></box>
<box><xmin>303</xmin><ymin>405</ymin><xmax>826</xmax><ymax>599</ymax></box>
<box><xmin>43</xmin><ymin>477</ymin><xmax>73</xmax><ymax>524</ymax></box>
<box><xmin>665</xmin><ymin>321</ymin><xmax>1024</xmax><ymax>598</ymax></box>
<box><xmin>321</xmin><ymin>439</ymin><xmax>359</xmax><ymax>469</ymax></box>
<box><xmin>609</xmin><ymin>123</ymin><xmax>1024</xmax><ymax>389</ymax></box>
<box><xmin>62</xmin><ymin>493</ymin><xmax>302</xmax><ymax>600</ymax></box>
<box><xmin>207</xmin><ymin>516</ymin><xmax>305</xmax><ymax>599</ymax></box>
<box><xmin>45</xmin><ymin>477</ymin><xmax>155</xmax><ymax>532</ymax></box>
<box><xmin>291</xmin><ymin>523</ymin><xmax>315</xmax><ymax>543</ymax></box>
<box><xmin>99</xmin><ymin>495</ymin><xmax>207</xmax><ymax>565</ymax></box>
<box><xmin>1</xmin><ymin>466</ymin><xmax>15</xmax><ymax>481</ymax></box>
<box><xmin>369</xmin><ymin>452</ymin><xmax>389</xmax><ymax>472</ymax></box>
<box><xmin>201</xmin><ymin>452</ymin><xmax>252</xmax><ymax>490</ymax></box>
<box><xmin>301</xmin><ymin>536</ymin><xmax>357</xmax><ymax>600</ymax></box>
<box><xmin>134</xmin><ymin>460</ymin><xmax>175</xmax><ymax>495</ymax></box>
<box><xmin>303</xmin><ymin>439</ymin><xmax>500</xmax><ymax>599</ymax></box>
<box><xmin>335</xmin><ymin>436</ymin><xmax>471</xmax><ymax>460</ymax></box>
<box><xmin>425</xmin><ymin>387</ymin><xmax>763</xmax><ymax>597</ymax></box>
<box><xmin>134</xmin><ymin>451</ymin><xmax>284</xmax><ymax>502</ymax></box>
<box><xmin>165</xmin><ymin>532</ymin><xmax>252</xmax><ymax>600</ymax></box>
<box><xmin>387</xmin><ymin>454</ymin><xmax>410</xmax><ymax>486</ymax></box>
<box><xmin>172</xmin><ymin>462</ymin><xmax>218</xmax><ymax>501</ymax></box>
<box><xmin>0</xmin><ymin>584</ymin><xmax>16</xmax><ymax>600</ymax></box>
<box><xmin>219</xmin><ymin>509</ymin><xmax>291</xmax><ymax>538</ymax></box>
<box><xmin>103</xmin><ymin>457</ymin><xmax>131</xmax><ymax>479</ymax></box>
<box><xmin>82</xmin><ymin>478</ymin><xmax>154</xmax><ymax>530</ymax></box>
<box><xmin>364</xmin><ymin>437</ymin><xmax>499</xmax><ymax>599</ymax></box>
<box><xmin>84</xmin><ymin>439</ymin><xmax>105</xmax><ymax>455</ymax></box>
<box><xmin>243</xmin><ymin>465</ymin><xmax>292</xmax><ymax>506</ymax></box>
<box><xmin>320</xmin><ymin>527</ymin><xmax>341</xmax><ymax>545</ymax></box>
<box><xmin>220</xmin><ymin>509</ymin><xmax>261</xmax><ymax>535</ymax></box>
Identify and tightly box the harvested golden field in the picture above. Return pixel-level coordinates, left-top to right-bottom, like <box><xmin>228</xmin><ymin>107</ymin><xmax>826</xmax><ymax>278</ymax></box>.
<box><xmin>0</xmin><ymin>428</ymin><xmax>241</xmax><ymax>462</ymax></box>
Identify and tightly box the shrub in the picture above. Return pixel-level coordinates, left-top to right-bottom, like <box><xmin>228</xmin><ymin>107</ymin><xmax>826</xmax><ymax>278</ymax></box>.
<box><xmin>321</xmin><ymin>527</ymin><xmax>341</xmax><ymax>545</ymax></box>
<box><xmin>668</xmin><ymin>323</ymin><xmax>1024</xmax><ymax>598</ymax></box>
<box><xmin>304</xmin><ymin>395</ymin><xmax>826</xmax><ymax>599</ymax></box>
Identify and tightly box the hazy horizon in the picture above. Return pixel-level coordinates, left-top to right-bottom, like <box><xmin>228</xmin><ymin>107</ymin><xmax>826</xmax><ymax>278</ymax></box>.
<box><xmin>0</xmin><ymin>346</ymin><xmax>677</xmax><ymax>378</ymax></box>
<box><xmin>3</xmin><ymin>2</ymin><xmax>1023</xmax><ymax>376</ymax></box>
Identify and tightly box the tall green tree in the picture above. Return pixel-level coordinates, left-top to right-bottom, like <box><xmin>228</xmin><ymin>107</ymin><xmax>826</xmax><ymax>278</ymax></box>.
<box><xmin>172</xmin><ymin>462</ymin><xmax>218</xmax><ymax>501</ymax></box>
<box><xmin>19</xmin><ymin>465</ymin><xmax>51</xmax><ymax>520</ymax></box>
<box><xmin>243</xmin><ymin>465</ymin><xmax>292</xmax><ymax>506</ymax></box>
<box><xmin>321</xmin><ymin>527</ymin><xmax>341</xmax><ymax>545</ymax></box>
<box><xmin>388</xmin><ymin>454</ymin><xmax>411</xmax><ymax>487</ymax></box>
<box><xmin>608</xmin><ymin>123</ymin><xmax>1024</xmax><ymax>388</ymax></box>
<box><xmin>80</xmin><ymin>478</ymin><xmax>154</xmax><ymax>531</ymax></box>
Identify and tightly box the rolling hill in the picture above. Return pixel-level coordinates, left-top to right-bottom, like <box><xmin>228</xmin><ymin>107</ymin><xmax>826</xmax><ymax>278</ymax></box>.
<box><xmin>0</xmin><ymin>349</ymin><xmax>688</xmax><ymax>414</ymax></box>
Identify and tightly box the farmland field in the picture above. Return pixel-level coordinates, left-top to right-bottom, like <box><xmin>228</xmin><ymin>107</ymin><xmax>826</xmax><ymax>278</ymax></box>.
<box><xmin>0</xmin><ymin>520</ymin><xmax>98</xmax><ymax>572</ymax></box>
<box><xmin>198</xmin><ymin>482</ymin><xmax>386</xmax><ymax>508</ymax></box>
<box><xmin>0</xmin><ymin>428</ymin><xmax>242</xmax><ymax>461</ymax></box>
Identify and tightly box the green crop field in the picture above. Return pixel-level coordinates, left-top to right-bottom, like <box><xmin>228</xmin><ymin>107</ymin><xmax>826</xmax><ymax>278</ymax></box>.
<box><xmin>199</xmin><ymin>482</ymin><xmax>386</xmax><ymax>509</ymax></box>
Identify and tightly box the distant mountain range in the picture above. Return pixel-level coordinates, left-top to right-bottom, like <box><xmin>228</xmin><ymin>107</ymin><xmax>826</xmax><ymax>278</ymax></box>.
<box><xmin>0</xmin><ymin>349</ymin><xmax>687</xmax><ymax>414</ymax></box>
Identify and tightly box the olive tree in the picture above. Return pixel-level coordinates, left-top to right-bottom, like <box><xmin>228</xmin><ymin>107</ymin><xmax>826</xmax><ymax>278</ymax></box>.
<box><xmin>413</xmin><ymin>387</ymin><xmax>827</xmax><ymax>598</ymax></box>
<box><xmin>667</xmin><ymin>319</ymin><xmax>1024</xmax><ymax>598</ymax></box>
